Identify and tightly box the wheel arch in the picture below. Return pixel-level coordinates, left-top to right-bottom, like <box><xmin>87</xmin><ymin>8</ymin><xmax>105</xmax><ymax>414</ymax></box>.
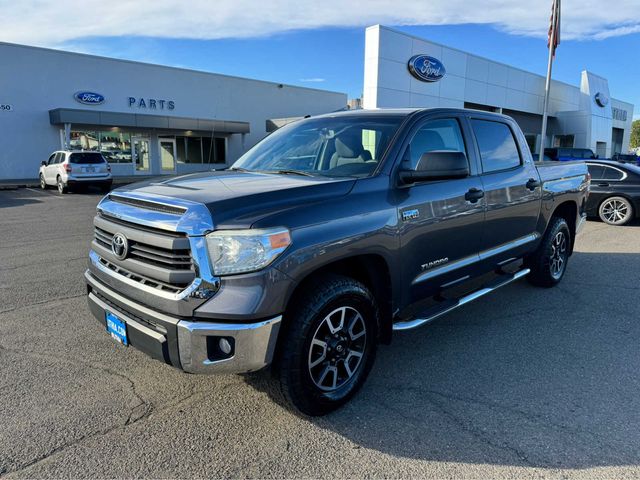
<box><xmin>549</xmin><ymin>200</ymin><xmax>578</xmax><ymax>254</ymax></box>
<box><xmin>283</xmin><ymin>254</ymin><xmax>394</xmax><ymax>345</ymax></box>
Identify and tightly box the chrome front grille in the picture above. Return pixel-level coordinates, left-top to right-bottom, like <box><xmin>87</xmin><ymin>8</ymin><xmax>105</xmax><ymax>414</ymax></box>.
<box><xmin>94</xmin><ymin>226</ymin><xmax>192</xmax><ymax>270</ymax></box>
<box><xmin>92</xmin><ymin>213</ymin><xmax>195</xmax><ymax>291</ymax></box>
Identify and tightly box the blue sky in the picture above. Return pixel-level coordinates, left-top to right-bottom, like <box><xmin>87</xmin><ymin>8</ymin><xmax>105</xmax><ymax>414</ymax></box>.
<box><xmin>4</xmin><ymin>0</ymin><xmax>639</xmax><ymax>118</ymax></box>
<box><xmin>61</xmin><ymin>24</ymin><xmax>640</xmax><ymax>118</ymax></box>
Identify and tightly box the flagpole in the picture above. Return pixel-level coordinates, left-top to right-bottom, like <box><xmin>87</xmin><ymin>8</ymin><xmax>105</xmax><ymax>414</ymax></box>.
<box><xmin>538</xmin><ymin>0</ymin><xmax>559</xmax><ymax>162</ymax></box>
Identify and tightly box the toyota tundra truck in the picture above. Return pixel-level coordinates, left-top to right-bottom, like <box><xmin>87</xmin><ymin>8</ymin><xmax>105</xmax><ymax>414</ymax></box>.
<box><xmin>85</xmin><ymin>108</ymin><xmax>589</xmax><ymax>415</ymax></box>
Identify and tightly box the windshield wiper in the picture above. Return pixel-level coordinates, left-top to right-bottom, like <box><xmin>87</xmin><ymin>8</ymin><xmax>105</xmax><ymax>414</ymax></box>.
<box><xmin>271</xmin><ymin>169</ymin><xmax>315</xmax><ymax>177</ymax></box>
<box><xmin>228</xmin><ymin>167</ymin><xmax>250</xmax><ymax>172</ymax></box>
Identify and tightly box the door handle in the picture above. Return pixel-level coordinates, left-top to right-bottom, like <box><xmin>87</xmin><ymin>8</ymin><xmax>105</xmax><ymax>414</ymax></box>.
<box><xmin>465</xmin><ymin>188</ymin><xmax>484</xmax><ymax>203</ymax></box>
<box><xmin>526</xmin><ymin>178</ymin><xmax>541</xmax><ymax>190</ymax></box>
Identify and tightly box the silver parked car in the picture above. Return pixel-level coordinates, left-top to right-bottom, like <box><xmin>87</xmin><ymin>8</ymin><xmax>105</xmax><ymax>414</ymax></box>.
<box><xmin>39</xmin><ymin>151</ymin><xmax>113</xmax><ymax>194</ymax></box>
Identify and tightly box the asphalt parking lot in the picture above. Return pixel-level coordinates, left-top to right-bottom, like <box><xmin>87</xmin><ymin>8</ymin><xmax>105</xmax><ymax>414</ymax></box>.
<box><xmin>1</xmin><ymin>187</ymin><xmax>639</xmax><ymax>479</ymax></box>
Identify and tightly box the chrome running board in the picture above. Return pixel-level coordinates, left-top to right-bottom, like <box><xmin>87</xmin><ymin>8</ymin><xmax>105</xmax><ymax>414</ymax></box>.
<box><xmin>392</xmin><ymin>268</ymin><xmax>530</xmax><ymax>331</ymax></box>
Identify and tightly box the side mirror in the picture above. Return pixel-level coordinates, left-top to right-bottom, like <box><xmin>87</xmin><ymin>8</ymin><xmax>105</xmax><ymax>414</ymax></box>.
<box><xmin>41</xmin><ymin>161</ymin><xmax>47</xmax><ymax>166</ymax></box>
<box><xmin>399</xmin><ymin>151</ymin><xmax>470</xmax><ymax>184</ymax></box>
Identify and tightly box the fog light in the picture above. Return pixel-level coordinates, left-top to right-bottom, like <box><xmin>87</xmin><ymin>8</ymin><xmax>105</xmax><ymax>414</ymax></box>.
<box><xmin>219</xmin><ymin>338</ymin><xmax>232</xmax><ymax>355</ymax></box>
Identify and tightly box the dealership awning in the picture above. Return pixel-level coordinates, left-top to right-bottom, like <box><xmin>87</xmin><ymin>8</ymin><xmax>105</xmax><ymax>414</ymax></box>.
<box><xmin>49</xmin><ymin>108</ymin><xmax>250</xmax><ymax>134</ymax></box>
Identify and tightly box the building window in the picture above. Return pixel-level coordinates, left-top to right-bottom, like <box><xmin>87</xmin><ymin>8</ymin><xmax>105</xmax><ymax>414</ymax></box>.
<box><xmin>524</xmin><ymin>134</ymin><xmax>538</xmax><ymax>155</ymax></box>
<box><xmin>67</xmin><ymin>130</ymin><xmax>132</xmax><ymax>163</ymax></box>
<box><xmin>176</xmin><ymin>136</ymin><xmax>226</xmax><ymax>164</ymax></box>
<box><xmin>553</xmin><ymin>135</ymin><xmax>574</xmax><ymax>148</ymax></box>
<box><xmin>186</xmin><ymin>137</ymin><xmax>203</xmax><ymax>163</ymax></box>
<box><xmin>99</xmin><ymin>131</ymin><xmax>132</xmax><ymax>163</ymax></box>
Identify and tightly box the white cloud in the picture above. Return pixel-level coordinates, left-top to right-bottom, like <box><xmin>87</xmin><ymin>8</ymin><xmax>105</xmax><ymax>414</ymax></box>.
<box><xmin>1</xmin><ymin>0</ymin><xmax>640</xmax><ymax>46</ymax></box>
<box><xmin>300</xmin><ymin>78</ymin><xmax>326</xmax><ymax>82</ymax></box>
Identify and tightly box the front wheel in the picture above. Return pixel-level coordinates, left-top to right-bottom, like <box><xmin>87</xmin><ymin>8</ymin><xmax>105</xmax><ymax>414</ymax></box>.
<box><xmin>526</xmin><ymin>217</ymin><xmax>571</xmax><ymax>288</ymax></box>
<box><xmin>275</xmin><ymin>275</ymin><xmax>379</xmax><ymax>416</ymax></box>
<box><xmin>598</xmin><ymin>196</ymin><xmax>633</xmax><ymax>226</ymax></box>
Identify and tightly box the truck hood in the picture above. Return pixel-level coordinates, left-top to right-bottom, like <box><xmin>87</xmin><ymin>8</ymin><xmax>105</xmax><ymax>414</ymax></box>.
<box><xmin>110</xmin><ymin>170</ymin><xmax>356</xmax><ymax>229</ymax></box>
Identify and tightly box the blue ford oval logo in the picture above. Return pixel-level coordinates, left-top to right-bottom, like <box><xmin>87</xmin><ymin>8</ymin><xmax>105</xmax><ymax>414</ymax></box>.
<box><xmin>408</xmin><ymin>55</ymin><xmax>446</xmax><ymax>82</ymax></box>
<box><xmin>594</xmin><ymin>92</ymin><xmax>609</xmax><ymax>108</ymax></box>
<box><xmin>74</xmin><ymin>91</ymin><xmax>105</xmax><ymax>105</ymax></box>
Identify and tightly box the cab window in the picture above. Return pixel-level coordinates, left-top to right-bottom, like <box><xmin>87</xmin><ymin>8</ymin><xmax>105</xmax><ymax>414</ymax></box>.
<box><xmin>471</xmin><ymin>120</ymin><xmax>521</xmax><ymax>173</ymax></box>
<box><xmin>408</xmin><ymin>118</ymin><xmax>466</xmax><ymax>169</ymax></box>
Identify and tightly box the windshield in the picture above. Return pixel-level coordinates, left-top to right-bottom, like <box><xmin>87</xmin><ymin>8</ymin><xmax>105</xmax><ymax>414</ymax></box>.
<box><xmin>232</xmin><ymin>115</ymin><xmax>403</xmax><ymax>178</ymax></box>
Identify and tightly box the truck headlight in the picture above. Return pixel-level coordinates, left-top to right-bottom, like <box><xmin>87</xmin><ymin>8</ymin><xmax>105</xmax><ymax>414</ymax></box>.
<box><xmin>205</xmin><ymin>228</ymin><xmax>291</xmax><ymax>275</ymax></box>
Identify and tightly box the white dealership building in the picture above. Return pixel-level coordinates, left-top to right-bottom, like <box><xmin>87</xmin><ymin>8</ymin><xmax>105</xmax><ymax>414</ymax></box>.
<box><xmin>363</xmin><ymin>25</ymin><xmax>634</xmax><ymax>159</ymax></box>
<box><xmin>0</xmin><ymin>26</ymin><xmax>635</xmax><ymax>181</ymax></box>
<box><xmin>0</xmin><ymin>42</ymin><xmax>347</xmax><ymax>181</ymax></box>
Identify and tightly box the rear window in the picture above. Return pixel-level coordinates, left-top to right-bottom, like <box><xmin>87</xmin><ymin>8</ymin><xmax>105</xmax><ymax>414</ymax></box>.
<box><xmin>602</xmin><ymin>167</ymin><xmax>624</xmax><ymax>181</ymax></box>
<box><xmin>69</xmin><ymin>152</ymin><xmax>106</xmax><ymax>164</ymax></box>
<box><xmin>587</xmin><ymin>164</ymin><xmax>604</xmax><ymax>179</ymax></box>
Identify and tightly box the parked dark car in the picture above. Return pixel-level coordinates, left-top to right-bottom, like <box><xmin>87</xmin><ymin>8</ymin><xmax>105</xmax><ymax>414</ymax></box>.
<box><xmin>611</xmin><ymin>153</ymin><xmax>639</xmax><ymax>166</ymax></box>
<box><xmin>586</xmin><ymin>160</ymin><xmax>640</xmax><ymax>225</ymax></box>
<box><xmin>545</xmin><ymin>147</ymin><xmax>598</xmax><ymax>162</ymax></box>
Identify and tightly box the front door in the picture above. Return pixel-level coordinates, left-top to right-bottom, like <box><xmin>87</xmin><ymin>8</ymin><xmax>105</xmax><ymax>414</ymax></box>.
<box><xmin>158</xmin><ymin>138</ymin><xmax>177</xmax><ymax>173</ymax></box>
<box><xmin>397</xmin><ymin>117</ymin><xmax>486</xmax><ymax>304</ymax></box>
<box><xmin>131</xmin><ymin>137</ymin><xmax>150</xmax><ymax>175</ymax></box>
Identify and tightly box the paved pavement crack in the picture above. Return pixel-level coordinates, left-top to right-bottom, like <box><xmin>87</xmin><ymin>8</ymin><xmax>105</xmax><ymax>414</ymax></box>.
<box><xmin>0</xmin><ymin>343</ymin><xmax>212</xmax><ymax>477</ymax></box>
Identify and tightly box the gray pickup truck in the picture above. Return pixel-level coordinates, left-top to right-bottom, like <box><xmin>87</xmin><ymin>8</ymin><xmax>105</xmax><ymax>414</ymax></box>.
<box><xmin>85</xmin><ymin>108</ymin><xmax>589</xmax><ymax>415</ymax></box>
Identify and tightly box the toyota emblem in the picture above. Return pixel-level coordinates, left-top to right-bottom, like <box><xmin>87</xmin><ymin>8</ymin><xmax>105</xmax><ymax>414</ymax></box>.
<box><xmin>111</xmin><ymin>233</ymin><xmax>129</xmax><ymax>260</ymax></box>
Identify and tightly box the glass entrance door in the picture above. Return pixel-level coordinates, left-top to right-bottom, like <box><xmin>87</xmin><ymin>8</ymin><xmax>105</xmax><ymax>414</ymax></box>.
<box><xmin>159</xmin><ymin>138</ymin><xmax>177</xmax><ymax>173</ymax></box>
<box><xmin>131</xmin><ymin>137</ymin><xmax>150</xmax><ymax>174</ymax></box>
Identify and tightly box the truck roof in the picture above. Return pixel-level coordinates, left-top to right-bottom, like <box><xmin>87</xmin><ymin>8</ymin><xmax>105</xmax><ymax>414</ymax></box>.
<box><xmin>315</xmin><ymin>107</ymin><xmax>514</xmax><ymax>120</ymax></box>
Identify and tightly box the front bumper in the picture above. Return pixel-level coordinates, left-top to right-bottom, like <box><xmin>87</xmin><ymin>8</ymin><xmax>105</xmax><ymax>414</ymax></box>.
<box><xmin>85</xmin><ymin>270</ymin><xmax>281</xmax><ymax>374</ymax></box>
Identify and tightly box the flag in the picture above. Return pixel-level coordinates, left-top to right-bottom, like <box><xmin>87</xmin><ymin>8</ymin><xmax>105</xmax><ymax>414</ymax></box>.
<box><xmin>547</xmin><ymin>0</ymin><xmax>561</xmax><ymax>57</ymax></box>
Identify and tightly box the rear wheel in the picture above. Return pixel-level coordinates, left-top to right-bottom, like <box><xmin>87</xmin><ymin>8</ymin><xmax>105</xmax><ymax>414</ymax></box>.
<box><xmin>275</xmin><ymin>275</ymin><xmax>379</xmax><ymax>416</ymax></box>
<box><xmin>39</xmin><ymin>174</ymin><xmax>47</xmax><ymax>190</ymax></box>
<box><xmin>598</xmin><ymin>196</ymin><xmax>633</xmax><ymax>226</ymax></box>
<box><xmin>526</xmin><ymin>217</ymin><xmax>571</xmax><ymax>288</ymax></box>
<box><xmin>56</xmin><ymin>176</ymin><xmax>68</xmax><ymax>194</ymax></box>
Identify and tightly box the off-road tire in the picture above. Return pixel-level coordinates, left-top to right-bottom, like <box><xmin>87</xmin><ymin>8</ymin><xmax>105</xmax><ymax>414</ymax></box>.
<box><xmin>526</xmin><ymin>216</ymin><xmax>571</xmax><ymax>288</ymax></box>
<box><xmin>274</xmin><ymin>274</ymin><xmax>379</xmax><ymax>416</ymax></box>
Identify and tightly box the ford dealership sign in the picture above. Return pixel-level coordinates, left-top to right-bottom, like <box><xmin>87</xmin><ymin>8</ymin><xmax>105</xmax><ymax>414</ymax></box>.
<box><xmin>74</xmin><ymin>91</ymin><xmax>105</xmax><ymax>105</ymax></box>
<box><xmin>408</xmin><ymin>55</ymin><xmax>446</xmax><ymax>82</ymax></box>
<box><xmin>595</xmin><ymin>92</ymin><xmax>609</xmax><ymax>108</ymax></box>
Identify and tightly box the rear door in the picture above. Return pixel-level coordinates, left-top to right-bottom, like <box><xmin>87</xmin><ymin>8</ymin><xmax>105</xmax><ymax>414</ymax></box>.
<box><xmin>396</xmin><ymin>115</ymin><xmax>486</xmax><ymax>303</ymax></box>
<box><xmin>469</xmin><ymin>116</ymin><xmax>542</xmax><ymax>260</ymax></box>
<box><xmin>586</xmin><ymin>163</ymin><xmax>629</xmax><ymax>215</ymax></box>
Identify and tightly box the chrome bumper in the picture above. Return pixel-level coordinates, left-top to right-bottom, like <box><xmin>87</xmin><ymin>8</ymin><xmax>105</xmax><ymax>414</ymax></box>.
<box><xmin>177</xmin><ymin>316</ymin><xmax>281</xmax><ymax>374</ymax></box>
<box><xmin>85</xmin><ymin>269</ymin><xmax>281</xmax><ymax>374</ymax></box>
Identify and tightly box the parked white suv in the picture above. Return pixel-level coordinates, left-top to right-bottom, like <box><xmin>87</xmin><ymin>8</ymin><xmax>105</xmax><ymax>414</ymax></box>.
<box><xmin>39</xmin><ymin>151</ymin><xmax>113</xmax><ymax>194</ymax></box>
